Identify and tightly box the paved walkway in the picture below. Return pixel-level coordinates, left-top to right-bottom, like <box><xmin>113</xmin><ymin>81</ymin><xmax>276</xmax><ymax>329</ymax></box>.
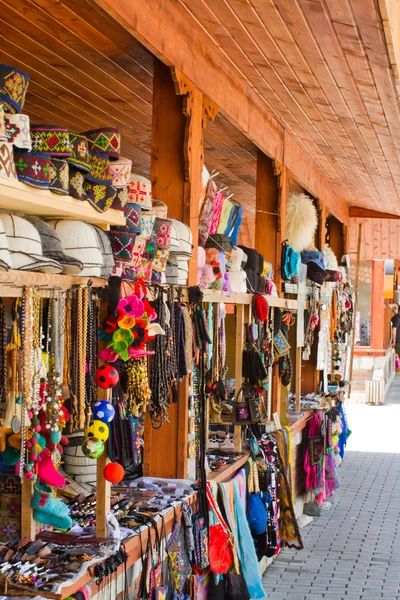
<box><xmin>263</xmin><ymin>375</ymin><xmax>400</xmax><ymax>599</ymax></box>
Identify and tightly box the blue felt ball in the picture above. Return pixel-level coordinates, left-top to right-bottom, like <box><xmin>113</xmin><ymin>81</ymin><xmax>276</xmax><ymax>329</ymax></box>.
<box><xmin>92</xmin><ymin>401</ymin><xmax>115</xmax><ymax>424</ymax></box>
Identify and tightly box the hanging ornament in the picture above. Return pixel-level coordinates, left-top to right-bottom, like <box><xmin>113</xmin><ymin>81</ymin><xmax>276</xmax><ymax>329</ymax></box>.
<box><xmin>103</xmin><ymin>462</ymin><xmax>125</xmax><ymax>483</ymax></box>
<box><xmin>92</xmin><ymin>400</ymin><xmax>115</xmax><ymax>424</ymax></box>
<box><xmin>82</xmin><ymin>437</ymin><xmax>104</xmax><ymax>459</ymax></box>
<box><xmin>84</xmin><ymin>420</ymin><xmax>109</xmax><ymax>442</ymax></box>
<box><xmin>95</xmin><ymin>364</ymin><xmax>119</xmax><ymax>389</ymax></box>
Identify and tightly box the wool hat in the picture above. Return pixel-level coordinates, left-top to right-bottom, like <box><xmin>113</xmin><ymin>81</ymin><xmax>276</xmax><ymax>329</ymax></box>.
<box><xmin>306</xmin><ymin>260</ymin><xmax>328</xmax><ymax>285</ymax></box>
<box><xmin>0</xmin><ymin>214</ymin><xmax>63</xmax><ymax>273</ymax></box>
<box><xmin>69</xmin><ymin>168</ymin><xmax>88</xmax><ymax>201</ymax></box>
<box><xmin>151</xmin><ymin>200</ymin><xmax>168</xmax><ymax>218</ymax></box>
<box><xmin>67</xmin><ymin>133</ymin><xmax>91</xmax><ymax>172</ymax></box>
<box><xmin>0</xmin><ymin>104</ymin><xmax>7</xmax><ymax>141</ymax></box>
<box><xmin>91</xmin><ymin>225</ymin><xmax>114</xmax><ymax>279</ymax></box>
<box><xmin>47</xmin><ymin>220</ymin><xmax>104</xmax><ymax>277</ymax></box>
<box><xmin>86</xmin><ymin>151</ymin><xmax>112</xmax><ymax>185</ymax></box>
<box><xmin>14</xmin><ymin>151</ymin><xmax>51</xmax><ymax>188</ymax></box>
<box><xmin>129</xmin><ymin>173</ymin><xmax>152</xmax><ymax>210</ymax></box>
<box><xmin>49</xmin><ymin>159</ymin><xmax>69</xmax><ymax>195</ymax></box>
<box><xmin>29</xmin><ymin>218</ymin><xmax>83</xmax><ymax>275</ymax></box>
<box><xmin>30</xmin><ymin>125</ymin><xmax>72</xmax><ymax>158</ymax></box>
<box><xmin>0</xmin><ymin>142</ymin><xmax>17</xmax><ymax>180</ymax></box>
<box><xmin>0</xmin><ymin>65</ymin><xmax>30</xmax><ymax>113</ymax></box>
<box><xmin>4</xmin><ymin>113</ymin><xmax>31</xmax><ymax>150</ymax></box>
<box><xmin>0</xmin><ymin>217</ymin><xmax>12</xmax><ymax>271</ymax></box>
<box><xmin>83</xmin><ymin>128</ymin><xmax>121</xmax><ymax>158</ymax></box>
<box><xmin>83</xmin><ymin>180</ymin><xmax>117</xmax><ymax>213</ymax></box>
<box><xmin>109</xmin><ymin>157</ymin><xmax>132</xmax><ymax>188</ymax></box>
<box><xmin>169</xmin><ymin>219</ymin><xmax>192</xmax><ymax>257</ymax></box>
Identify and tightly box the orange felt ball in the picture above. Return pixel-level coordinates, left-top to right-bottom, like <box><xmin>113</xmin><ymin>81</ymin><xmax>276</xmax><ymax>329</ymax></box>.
<box><xmin>103</xmin><ymin>462</ymin><xmax>125</xmax><ymax>483</ymax></box>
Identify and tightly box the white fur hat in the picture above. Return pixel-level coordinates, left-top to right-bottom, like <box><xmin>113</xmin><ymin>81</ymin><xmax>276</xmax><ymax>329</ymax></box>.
<box><xmin>47</xmin><ymin>220</ymin><xmax>104</xmax><ymax>277</ymax></box>
<box><xmin>0</xmin><ymin>214</ymin><xmax>62</xmax><ymax>273</ymax></box>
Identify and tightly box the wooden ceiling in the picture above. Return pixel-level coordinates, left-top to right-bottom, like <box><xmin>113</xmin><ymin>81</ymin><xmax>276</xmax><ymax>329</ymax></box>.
<box><xmin>171</xmin><ymin>0</ymin><xmax>400</xmax><ymax>215</ymax></box>
<box><xmin>0</xmin><ymin>0</ymin><xmax>256</xmax><ymax>213</ymax></box>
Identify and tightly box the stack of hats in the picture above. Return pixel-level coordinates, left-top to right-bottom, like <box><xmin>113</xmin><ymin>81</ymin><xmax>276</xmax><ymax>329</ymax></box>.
<box><xmin>301</xmin><ymin>249</ymin><xmax>327</xmax><ymax>285</ymax></box>
<box><xmin>0</xmin><ymin>64</ymin><xmax>30</xmax><ymax>183</ymax></box>
<box><xmin>166</xmin><ymin>219</ymin><xmax>192</xmax><ymax>285</ymax></box>
<box><xmin>151</xmin><ymin>200</ymin><xmax>172</xmax><ymax>284</ymax></box>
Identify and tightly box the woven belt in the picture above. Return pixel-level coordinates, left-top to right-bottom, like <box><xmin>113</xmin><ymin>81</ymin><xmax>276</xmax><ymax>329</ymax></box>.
<box><xmin>30</xmin><ymin>125</ymin><xmax>72</xmax><ymax>157</ymax></box>
<box><xmin>14</xmin><ymin>150</ymin><xmax>51</xmax><ymax>188</ymax></box>
<box><xmin>109</xmin><ymin>157</ymin><xmax>132</xmax><ymax>187</ymax></box>
<box><xmin>83</xmin><ymin>127</ymin><xmax>121</xmax><ymax>158</ymax></box>
<box><xmin>69</xmin><ymin>168</ymin><xmax>88</xmax><ymax>201</ymax></box>
<box><xmin>4</xmin><ymin>113</ymin><xmax>31</xmax><ymax>150</ymax></box>
<box><xmin>0</xmin><ymin>64</ymin><xmax>30</xmax><ymax>113</ymax></box>
<box><xmin>86</xmin><ymin>151</ymin><xmax>112</xmax><ymax>184</ymax></box>
<box><xmin>83</xmin><ymin>180</ymin><xmax>117</xmax><ymax>213</ymax></box>
<box><xmin>49</xmin><ymin>159</ymin><xmax>69</xmax><ymax>195</ymax></box>
<box><xmin>0</xmin><ymin>142</ymin><xmax>17</xmax><ymax>180</ymax></box>
<box><xmin>68</xmin><ymin>133</ymin><xmax>90</xmax><ymax>172</ymax></box>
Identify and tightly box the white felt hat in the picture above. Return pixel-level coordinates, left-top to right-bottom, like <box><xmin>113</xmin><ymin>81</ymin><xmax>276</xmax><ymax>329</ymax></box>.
<box><xmin>47</xmin><ymin>220</ymin><xmax>104</xmax><ymax>277</ymax></box>
<box><xmin>0</xmin><ymin>216</ymin><xmax>12</xmax><ymax>271</ymax></box>
<box><xmin>0</xmin><ymin>214</ymin><xmax>62</xmax><ymax>273</ymax></box>
<box><xmin>91</xmin><ymin>225</ymin><xmax>114</xmax><ymax>279</ymax></box>
<box><xmin>169</xmin><ymin>219</ymin><xmax>192</xmax><ymax>257</ymax></box>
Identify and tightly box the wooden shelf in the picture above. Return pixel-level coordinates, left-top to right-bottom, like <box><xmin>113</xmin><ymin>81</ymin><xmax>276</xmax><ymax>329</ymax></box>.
<box><xmin>207</xmin><ymin>451</ymin><xmax>250</xmax><ymax>483</ymax></box>
<box><xmin>0</xmin><ymin>178</ymin><xmax>125</xmax><ymax>228</ymax></box>
<box><xmin>0</xmin><ymin>270</ymin><xmax>107</xmax><ymax>297</ymax></box>
<box><xmin>202</xmin><ymin>289</ymin><xmax>298</xmax><ymax>310</ymax></box>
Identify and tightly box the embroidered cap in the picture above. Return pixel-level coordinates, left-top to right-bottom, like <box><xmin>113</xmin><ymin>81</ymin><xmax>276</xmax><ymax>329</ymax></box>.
<box><xmin>86</xmin><ymin>151</ymin><xmax>112</xmax><ymax>185</ymax></box>
<box><xmin>0</xmin><ymin>105</ymin><xmax>6</xmax><ymax>141</ymax></box>
<box><xmin>4</xmin><ymin>113</ymin><xmax>31</xmax><ymax>150</ymax></box>
<box><xmin>111</xmin><ymin>202</ymin><xmax>142</xmax><ymax>234</ymax></box>
<box><xmin>109</xmin><ymin>157</ymin><xmax>132</xmax><ymax>188</ymax></box>
<box><xmin>69</xmin><ymin>168</ymin><xmax>88</xmax><ymax>201</ymax></box>
<box><xmin>0</xmin><ymin>142</ymin><xmax>17</xmax><ymax>180</ymax></box>
<box><xmin>67</xmin><ymin>133</ymin><xmax>90</xmax><ymax>172</ymax></box>
<box><xmin>83</xmin><ymin>128</ymin><xmax>121</xmax><ymax>158</ymax></box>
<box><xmin>151</xmin><ymin>200</ymin><xmax>168</xmax><ymax>218</ymax></box>
<box><xmin>112</xmin><ymin>185</ymin><xmax>129</xmax><ymax>209</ymax></box>
<box><xmin>83</xmin><ymin>180</ymin><xmax>117</xmax><ymax>212</ymax></box>
<box><xmin>129</xmin><ymin>173</ymin><xmax>152</xmax><ymax>210</ymax></box>
<box><xmin>49</xmin><ymin>159</ymin><xmax>69</xmax><ymax>195</ymax></box>
<box><xmin>29</xmin><ymin>218</ymin><xmax>83</xmax><ymax>275</ymax></box>
<box><xmin>0</xmin><ymin>65</ymin><xmax>30</xmax><ymax>113</ymax></box>
<box><xmin>48</xmin><ymin>220</ymin><xmax>104</xmax><ymax>277</ymax></box>
<box><xmin>14</xmin><ymin>151</ymin><xmax>51</xmax><ymax>188</ymax></box>
<box><xmin>0</xmin><ymin>214</ymin><xmax>63</xmax><ymax>273</ymax></box>
<box><xmin>30</xmin><ymin>125</ymin><xmax>72</xmax><ymax>158</ymax></box>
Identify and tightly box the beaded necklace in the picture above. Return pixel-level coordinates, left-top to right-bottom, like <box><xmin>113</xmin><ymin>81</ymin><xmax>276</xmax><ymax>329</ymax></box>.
<box><xmin>0</xmin><ymin>303</ymin><xmax>7</xmax><ymax>419</ymax></box>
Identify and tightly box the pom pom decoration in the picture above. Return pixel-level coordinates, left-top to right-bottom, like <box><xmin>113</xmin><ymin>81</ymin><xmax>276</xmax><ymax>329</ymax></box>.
<box><xmin>93</xmin><ymin>401</ymin><xmax>115</xmax><ymax>424</ymax></box>
<box><xmin>95</xmin><ymin>364</ymin><xmax>119</xmax><ymax>389</ymax></box>
<box><xmin>286</xmin><ymin>191</ymin><xmax>318</xmax><ymax>253</ymax></box>
<box><xmin>103</xmin><ymin>462</ymin><xmax>125</xmax><ymax>483</ymax></box>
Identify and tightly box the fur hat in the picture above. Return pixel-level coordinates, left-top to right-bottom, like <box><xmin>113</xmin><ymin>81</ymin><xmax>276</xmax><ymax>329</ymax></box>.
<box><xmin>0</xmin><ymin>214</ymin><xmax>62</xmax><ymax>273</ymax></box>
<box><xmin>47</xmin><ymin>220</ymin><xmax>104</xmax><ymax>277</ymax></box>
<box><xmin>29</xmin><ymin>218</ymin><xmax>83</xmax><ymax>275</ymax></box>
<box><xmin>286</xmin><ymin>191</ymin><xmax>318</xmax><ymax>252</ymax></box>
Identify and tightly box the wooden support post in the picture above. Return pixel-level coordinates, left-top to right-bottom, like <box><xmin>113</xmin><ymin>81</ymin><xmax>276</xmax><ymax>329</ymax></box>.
<box><xmin>295</xmin><ymin>346</ymin><xmax>302</xmax><ymax>412</ymax></box>
<box><xmin>348</xmin><ymin>223</ymin><xmax>363</xmax><ymax>397</ymax></box>
<box><xmin>319</xmin><ymin>203</ymin><xmax>327</xmax><ymax>250</ymax></box>
<box><xmin>371</xmin><ymin>261</ymin><xmax>385</xmax><ymax>350</ymax></box>
<box><xmin>255</xmin><ymin>151</ymin><xmax>279</xmax><ymax>280</ymax></box>
<box><xmin>145</xmin><ymin>62</ymin><xmax>218</xmax><ymax>478</ymax></box>
<box><xmin>234</xmin><ymin>304</ymin><xmax>245</xmax><ymax>451</ymax></box>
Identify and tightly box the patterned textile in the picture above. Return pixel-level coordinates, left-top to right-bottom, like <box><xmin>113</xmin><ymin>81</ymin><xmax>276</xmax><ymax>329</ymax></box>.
<box><xmin>69</xmin><ymin>168</ymin><xmax>88</xmax><ymax>201</ymax></box>
<box><xmin>0</xmin><ymin>471</ymin><xmax>21</xmax><ymax>543</ymax></box>
<box><xmin>151</xmin><ymin>269</ymin><xmax>162</xmax><ymax>284</ymax></box>
<box><xmin>131</xmin><ymin>236</ymin><xmax>146</xmax><ymax>268</ymax></box>
<box><xmin>225</xmin><ymin>204</ymin><xmax>243</xmax><ymax>246</ymax></box>
<box><xmin>136</xmin><ymin>258</ymin><xmax>153</xmax><ymax>281</ymax></box>
<box><xmin>166</xmin><ymin>523</ymin><xmax>191</xmax><ymax>594</ymax></box>
<box><xmin>181</xmin><ymin>304</ymin><xmax>194</xmax><ymax>373</ymax></box>
<box><xmin>111</xmin><ymin>202</ymin><xmax>142</xmax><ymax>233</ymax></box>
<box><xmin>108</xmin><ymin>231</ymin><xmax>134</xmax><ymax>262</ymax></box>
<box><xmin>86</xmin><ymin>151</ymin><xmax>112</xmax><ymax>184</ymax></box>
<box><xmin>4</xmin><ymin>113</ymin><xmax>31</xmax><ymax>150</ymax></box>
<box><xmin>0</xmin><ymin>104</ymin><xmax>6</xmax><ymax>141</ymax></box>
<box><xmin>209</xmin><ymin>191</ymin><xmax>225</xmax><ymax>234</ymax></box>
<box><xmin>129</xmin><ymin>173</ymin><xmax>152</xmax><ymax>209</ymax></box>
<box><xmin>154</xmin><ymin>217</ymin><xmax>172</xmax><ymax>249</ymax></box>
<box><xmin>83</xmin><ymin>180</ymin><xmax>117</xmax><ymax>212</ymax></box>
<box><xmin>14</xmin><ymin>150</ymin><xmax>51</xmax><ymax>188</ymax></box>
<box><xmin>0</xmin><ymin>142</ymin><xmax>17</xmax><ymax>180</ymax></box>
<box><xmin>0</xmin><ymin>65</ymin><xmax>30</xmax><ymax>113</ymax></box>
<box><xmin>153</xmin><ymin>248</ymin><xmax>169</xmax><ymax>272</ymax></box>
<box><xmin>84</xmin><ymin>127</ymin><xmax>121</xmax><ymax>158</ymax></box>
<box><xmin>199</xmin><ymin>178</ymin><xmax>217</xmax><ymax>246</ymax></box>
<box><xmin>217</xmin><ymin>199</ymin><xmax>233</xmax><ymax>234</ymax></box>
<box><xmin>68</xmin><ymin>133</ymin><xmax>90</xmax><ymax>172</ymax></box>
<box><xmin>30</xmin><ymin>125</ymin><xmax>72</xmax><ymax>157</ymax></box>
<box><xmin>110</xmin><ymin>157</ymin><xmax>132</xmax><ymax>188</ymax></box>
<box><xmin>140</xmin><ymin>213</ymin><xmax>155</xmax><ymax>240</ymax></box>
<box><xmin>143</xmin><ymin>233</ymin><xmax>157</xmax><ymax>260</ymax></box>
<box><xmin>112</xmin><ymin>185</ymin><xmax>129</xmax><ymax>208</ymax></box>
<box><xmin>49</xmin><ymin>159</ymin><xmax>69</xmax><ymax>195</ymax></box>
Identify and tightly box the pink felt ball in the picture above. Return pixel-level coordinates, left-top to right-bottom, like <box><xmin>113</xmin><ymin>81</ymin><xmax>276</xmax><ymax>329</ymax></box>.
<box><xmin>25</xmin><ymin>471</ymin><xmax>33</xmax><ymax>480</ymax></box>
<box><xmin>29</xmin><ymin>453</ymin><xmax>38</xmax><ymax>462</ymax></box>
<box><xmin>25</xmin><ymin>440</ymin><xmax>33</xmax><ymax>450</ymax></box>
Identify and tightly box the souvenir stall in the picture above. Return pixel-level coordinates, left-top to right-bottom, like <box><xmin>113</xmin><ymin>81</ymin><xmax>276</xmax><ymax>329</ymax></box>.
<box><xmin>0</xmin><ymin>16</ymin><xmax>350</xmax><ymax>596</ymax></box>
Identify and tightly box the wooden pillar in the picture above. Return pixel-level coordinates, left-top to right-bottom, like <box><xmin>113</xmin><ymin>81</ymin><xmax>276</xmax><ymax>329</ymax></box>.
<box><xmin>319</xmin><ymin>203</ymin><xmax>327</xmax><ymax>250</ymax></box>
<box><xmin>145</xmin><ymin>62</ymin><xmax>218</xmax><ymax>478</ymax></box>
<box><xmin>328</xmin><ymin>214</ymin><xmax>345</xmax><ymax>260</ymax></box>
<box><xmin>371</xmin><ymin>261</ymin><xmax>385</xmax><ymax>350</ymax></box>
<box><xmin>234</xmin><ymin>304</ymin><xmax>245</xmax><ymax>451</ymax></box>
<box><xmin>295</xmin><ymin>346</ymin><xmax>302</xmax><ymax>412</ymax></box>
<box><xmin>255</xmin><ymin>151</ymin><xmax>279</xmax><ymax>281</ymax></box>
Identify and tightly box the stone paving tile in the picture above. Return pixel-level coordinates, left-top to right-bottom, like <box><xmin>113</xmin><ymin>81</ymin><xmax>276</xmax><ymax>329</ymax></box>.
<box><xmin>262</xmin><ymin>378</ymin><xmax>400</xmax><ymax>599</ymax></box>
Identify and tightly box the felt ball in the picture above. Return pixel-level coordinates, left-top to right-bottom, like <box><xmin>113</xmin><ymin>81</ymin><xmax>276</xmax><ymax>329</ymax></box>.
<box><xmin>82</xmin><ymin>437</ymin><xmax>104</xmax><ymax>459</ymax></box>
<box><xmin>95</xmin><ymin>365</ymin><xmax>119</xmax><ymax>389</ymax></box>
<box><xmin>92</xmin><ymin>401</ymin><xmax>115</xmax><ymax>424</ymax></box>
<box><xmin>84</xmin><ymin>420</ymin><xmax>109</xmax><ymax>442</ymax></box>
<box><xmin>50</xmin><ymin>430</ymin><xmax>62</xmax><ymax>445</ymax></box>
<box><xmin>31</xmin><ymin>417</ymin><xmax>40</xmax><ymax>427</ymax></box>
<box><xmin>24</xmin><ymin>464</ymin><xmax>32</xmax><ymax>472</ymax></box>
<box><xmin>25</xmin><ymin>471</ymin><xmax>33</xmax><ymax>480</ymax></box>
<box><xmin>103</xmin><ymin>462</ymin><xmax>125</xmax><ymax>484</ymax></box>
<box><xmin>29</xmin><ymin>453</ymin><xmax>38</xmax><ymax>462</ymax></box>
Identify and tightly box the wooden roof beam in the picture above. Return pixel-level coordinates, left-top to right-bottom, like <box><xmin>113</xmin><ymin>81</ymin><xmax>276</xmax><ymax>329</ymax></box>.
<box><xmin>349</xmin><ymin>207</ymin><xmax>400</xmax><ymax>219</ymax></box>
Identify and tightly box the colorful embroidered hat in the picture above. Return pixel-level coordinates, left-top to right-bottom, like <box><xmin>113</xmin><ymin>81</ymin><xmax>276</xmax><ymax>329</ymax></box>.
<box><xmin>86</xmin><ymin>151</ymin><xmax>112</xmax><ymax>184</ymax></box>
<box><xmin>142</xmin><ymin>234</ymin><xmax>157</xmax><ymax>260</ymax></box>
<box><xmin>154</xmin><ymin>217</ymin><xmax>172</xmax><ymax>250</ymax></box>
<box><xmin>107</xmin><ymin>231</ymin><xmax>135</xmax><ymax>263</ymax></box>
<box><xmin>14</xmin><ymin>151</ymin><xmax>51</xmax><ymax>188</ymax></box>
<box><xmin>0</xmin><ymin>105</ymin><xmax>6</xmax><ymax>141</ymax></box>
<box><xmin>130</xmin><ymin>236</ymin><xmax>146</xmax><ymax>268</ymax></box>
<box><xmin>111</xmin><ymin>202</ymin><xmax>142</xmax><ymax>234</ymax></box>
<box><xmin>83</xmin><ymin>128</ymin><xmax>121</xmax><ymax>158</ymax></box>
<box><xmin>48</xmin><ymin>220</ymin><xmax>104</xmax><ymax>277</ymax></box>
<box><xmin>109</xmin><ymin>157</ymin><xmax>132</xmax><ymax>188</ymax></box>
<box><xmin>0</xmin><ymin>217</ymin><xmax>12</xmax><ymax>271</ymax></box>
<box><xmin>112</xmin><ymin>185</ymin><xmax>129</xmax><ymax>209</ymax></box>
<box><xmin>0</xmin><ymin>214</ymin><xmax>63</xmax><ymax>273</ymax></box>
<box><xmin>4</xmin><ymin>113</ymin><xmax>31</xmax><ymax>150</ymax></box>
<box><xmin>153</xmin><ymin>248</ymin><xmax>169</xmax><ymax>273</ymax></box>
<box><xmin>91</xmin><ymin>225</ymin><xmax>114</xmax><ymax>279</ymax></box>
<box><xmin>49</xmin><ymin>159</ymin><xmax>69</xmax><ymax>195</ymax></box>
<box><xmin>129</xmin><ymin>173</ymin><xmax>152</xmax><ymax>210</ymax></box>
<box><xmin>30</xmin><ymin>125</ymin><xmax>72</xmax><ymax>158</ymax></box>
<box><xmin>67</xmin><ymin>133</ymin><xmax>91</xmax><ymax>172</ymax></box>
<box><xmin>0</xmin><ymin>142</ymin><xmax>17</xmax><ymax>180</ymax></box>
<box><xmin>69</xmin><ymin>168</ymin><xmax>88</xmax><ymax>201</ymax></box>
<box><xmin>29</xmin><ymin>218</ymin><xmax>83</xmax><ymax>275</ymax></box>
<box><xmin>151</xmin><ymin>200</ymin><xmax>168</xmax><ymax>218</ymax></box>
<box><xmin>0</xmin><ymin>65</ymin><xmax>30</xmax><ymax>113</ymax></box>
<box><xmin>139</xmin><ymin>213</ymin><xmax>155</xmax><ymax>240</ymax></box>
<box><xmin>83</xmin><ymin>180</ymin><xmax>117</xmax><ymax>212</ymax></box>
